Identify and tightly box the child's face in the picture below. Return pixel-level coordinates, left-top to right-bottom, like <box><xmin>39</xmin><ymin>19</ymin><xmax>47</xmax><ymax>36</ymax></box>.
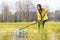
<box><xmin>37</xmin><ymin>6</ymin><xmax>40</xmax><ymax>10</ymax></box>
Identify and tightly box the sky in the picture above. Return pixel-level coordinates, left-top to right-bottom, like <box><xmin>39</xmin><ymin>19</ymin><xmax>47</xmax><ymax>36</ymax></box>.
<box><xmin>0</xmin><ymin>0</ymin><xmax>60</xmax><ymax>13</ymax></box>
<box><xmin>33</xmin><ymin>0</ymin><xmax>60</xmax><ymax>12</ymax></box>
<box><xmin>0</xmin><ymin>0</ymin><xmax>19</xmax><ymax>13</ymax></box>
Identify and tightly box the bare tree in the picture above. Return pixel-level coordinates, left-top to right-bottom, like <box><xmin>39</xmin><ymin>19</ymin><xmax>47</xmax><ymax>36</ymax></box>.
<box><xmin>15</xmin><ymin>0</ymin><xmax>24</xmax><ymax>22</ymax></box>
<box><xmin>55</xmin><ymin>10</ymin><xmax>60</xmax><ymax>21</ymax></box>
<box><xmin>0</xmin><ymin>14</ymin><xmax>3</xmax><ymax>22</ymax></box>
<box><xmin>2</xmin><ymin>3</ymin><xmax>11</xmax><ymax>22</ymax></box>
<box><xmin>15</xmin><ymin>0</ymin><xmax>35</xmax><ymax>22</ymax></box>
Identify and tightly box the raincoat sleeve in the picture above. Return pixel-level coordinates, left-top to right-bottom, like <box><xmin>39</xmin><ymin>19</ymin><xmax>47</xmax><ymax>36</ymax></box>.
<box><xmin>43</xmin><ymin>8</ymin><xmax>48</xmax><ymax>14</ymax></box>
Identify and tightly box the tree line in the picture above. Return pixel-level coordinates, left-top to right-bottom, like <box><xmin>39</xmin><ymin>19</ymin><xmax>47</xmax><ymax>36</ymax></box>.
<box><xmin>0</xmin><ymin>0</ymin><xmax>60</xmax><ymax>22</ymax></box>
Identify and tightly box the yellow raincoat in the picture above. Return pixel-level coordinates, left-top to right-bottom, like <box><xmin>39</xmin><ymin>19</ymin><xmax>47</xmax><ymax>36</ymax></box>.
<box><xmin>37</xmin><ymin>8</ymin><xmax>48</xmax><ymax>21</ymax></box>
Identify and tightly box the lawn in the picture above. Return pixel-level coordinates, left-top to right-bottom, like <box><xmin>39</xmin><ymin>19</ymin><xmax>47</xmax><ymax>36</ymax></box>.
<box><xmin>0</xmin><ymin>22</ymin><xmax>60</xmax><ymax>40</ymax></box>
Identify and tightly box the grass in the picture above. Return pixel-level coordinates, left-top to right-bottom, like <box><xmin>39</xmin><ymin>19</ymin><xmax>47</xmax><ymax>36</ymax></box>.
<box><xmin>0</xmin><ymin>22</ymin><xmax>60</xmax><ymax>40</ymax></box>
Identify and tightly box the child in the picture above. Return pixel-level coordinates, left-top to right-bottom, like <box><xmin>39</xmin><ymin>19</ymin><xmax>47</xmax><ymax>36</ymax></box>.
<box><xmin>36</xmin><ymin>4</ymin><xmax>48</xmax><ymax>29</ymax></box>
